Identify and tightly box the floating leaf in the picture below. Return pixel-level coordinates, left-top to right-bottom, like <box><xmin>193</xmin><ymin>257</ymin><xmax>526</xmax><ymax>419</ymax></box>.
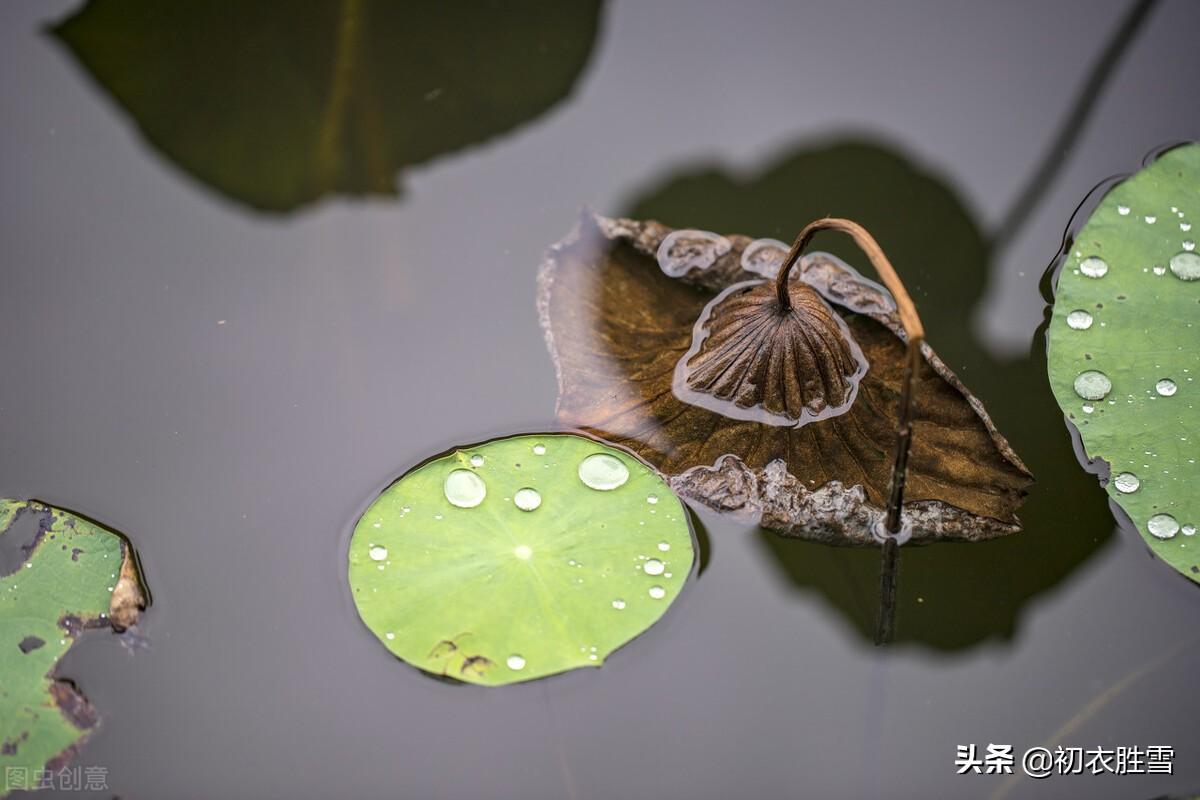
<box><xmin>538</xmin><ymin>213</ymin><xmax>1032</xmax><ymax>545</ymax></box>
<box><xmin>348</xmin><ymin>434</ymin><xmax>694</xmax><ymax>685</ymax></box>
<box><xmin>1</xmin><ymin>500</ymin><xmax>146</xmax><ymax>793</ymax></box>
<box><xmin>52</xmin><ymin>0</ymin><xmax>601</xmax><ymax>213</ymax></box>
<box><xmin>1047</xmin><ymin>142</ymin><xmax>1200</xmax><ymax>584</ymax></box>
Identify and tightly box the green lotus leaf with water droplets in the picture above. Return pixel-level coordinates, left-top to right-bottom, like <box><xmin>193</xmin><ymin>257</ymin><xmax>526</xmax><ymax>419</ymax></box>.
<box><xmin>348</xmin><ymin>434</ymin><xmax>694</xmax><ymax>686</ymax></box>
<box><xmin>1</xmin><ymin>500</ymin><xmax>145</xmax><ymax>794</ymax></box>
<box><xmin>1047</xmin><ymin>143</ymin><xmax>1200</xmax><ymax>584</ymax></box>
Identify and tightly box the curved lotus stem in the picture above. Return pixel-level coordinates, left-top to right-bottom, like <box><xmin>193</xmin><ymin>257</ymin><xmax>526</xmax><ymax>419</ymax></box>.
<box><xmin>775</xmin><ymin>218</ymin><xmax>925</xmax><ymax>534</ymax></box>
<box><xmin>775</xmin><ymin>219</ymin><xmax>926</xmax><ymax>645</ymax></box>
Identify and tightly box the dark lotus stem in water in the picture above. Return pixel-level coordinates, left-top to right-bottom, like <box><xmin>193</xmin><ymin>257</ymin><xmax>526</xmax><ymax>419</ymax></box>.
<box><xmin>775</xmin><ymin>218</ymin><xmax>926</xmax><ymax>644</ymax></box>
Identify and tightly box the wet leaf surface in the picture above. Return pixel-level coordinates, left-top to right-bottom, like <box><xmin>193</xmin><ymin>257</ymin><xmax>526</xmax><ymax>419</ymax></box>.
<box><xmin>1047</xmin><ymin>142</ymin><xmax>1200</xmax><ymax>584</ymax></box>
<box><xmin>1</xmin><ymin>500</ymin><xmax>145</xmax><ymax>794</ymax></box>
<box><xmin>348</xmin><ymin>435</ymin><xmax>693</xmax><ymax>686</ymax></box>
<box><xmin>539</xmin><ymin>212</ymin><xmax>1032</xmax><ymax>545</ymax></box>
<box><xmin>52</xmin><ymin>0</ymin><xmax>602</xmax><ymax>213</ymax></box>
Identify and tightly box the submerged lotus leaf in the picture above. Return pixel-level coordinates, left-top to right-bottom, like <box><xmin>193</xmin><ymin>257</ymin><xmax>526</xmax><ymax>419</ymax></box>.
<box><xmin>1046</xmin><ymin>143</ymin><xmax>1200</xmax><ymax>584</ymax></box>
<box><xmin>1</xmin><ymin>500</ymin><xmax>145</xmax><ymax>793</ymax></box>
<box><xmin>538</xmin><ymin>213</ymin><xmax>1032</xmax><ymax>545</ymax></box>
<box><xmin>348</xmin><ymin>434</ymin><xmax>694</xmax><ymax>686</ymax></box>
<box><xmin>52</xmin><ymin>0</ymin><xmax>601</xmax><ymax>213</ymax></box>
<box><xmin>675</xmin><ymin>277</ymin><xmax>868</xmax><ymax>426</ymax></box>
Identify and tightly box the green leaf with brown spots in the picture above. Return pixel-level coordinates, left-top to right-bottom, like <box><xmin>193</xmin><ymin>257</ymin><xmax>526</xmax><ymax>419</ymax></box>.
<box><xmin>1047</xmin><ymin>143</ymin><xmax>1200</xmax><ymax>583</ymax></box>
<box><xmin>348</xmin><ymin>434</ymin><xmax>694</xmax><ymax>686</ymax></box>
<box><xmin>1</xmin><ymin>499</ymin><xmax>145</xmax><ymax>795</ymax></box>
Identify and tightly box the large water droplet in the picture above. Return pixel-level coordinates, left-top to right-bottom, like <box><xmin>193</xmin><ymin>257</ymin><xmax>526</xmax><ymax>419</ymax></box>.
<box><xmin>444</xmin><ymin>469</ymin><xmax>486</xmax><ymax>507</ymax></box>
<box><xmin>1156</xmin><ymin>378</ymin><xmax>1178</xmax><ymax>397</ymax></box>
<box><xmin>612</xmin><ymin>599</ymin><xmax>626</xmax><ymax>610</ymax></box>
<box><xmin>506</xmin><ymin>654</ymin><xmax>526</xmax><ymax>670</ymax></box>
<box><xmin>1066</xmin><ymin>309</ymin><xmax>1094</xmax><ymax>330</ymax></box>
<box><xmin>740</xmin><ymin>238</ymin><xmax>789</xmax><ymax>277</ymax></box>
<box><xmin>656</xmin><ymin>229</ymin><xmax>731</xmax><ymax>277</ymax></box>
<box><xmin>643</xmin><ymin>558</ymin><xmax>665</xmax><ymax>576</ymax></box>
<box><xmin>578</xmin><ymin>453</ymin><xmax>629</xmax><ymax>490</ymax></box>
<box><xmin>1113</xmin><ymin>472</ymin><xmax>1140</xmax><ymax>493</ymax></box>
<box><xmin>1169</xmin><ymin>251</ymin><xmax>1200</xmax><ymax>281</ymax></box>
<box><xmin>648</xmin><ymin>585</ymin><xmax>666</xmax><ymax>600</ymax></box>
<box><xmin>513</xmin><ymin>487</ymin><xmax>542</xmax><ymax>511</ymax></box>
<box><xmin>1147</xmin><ymin>514</ymin><xmax>1180</xmax><ymax>539</ymax></box>
<box><xmin>368</xmin><ymin>545</ymin><xmax>388</xmax><ymax>561</ymax></box>
<box><xmin>1073</xmin><ymin>370</ymin><xmax>1112</xmax><ymax>401</ymax></box>
<box><xmin>1079</xmin><ymin>256</ymin><xmax>1109</xmax><ymax>278</ymax></box>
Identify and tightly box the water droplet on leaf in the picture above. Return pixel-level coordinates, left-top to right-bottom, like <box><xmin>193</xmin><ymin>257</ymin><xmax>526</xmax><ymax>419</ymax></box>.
<box><xmin>444</xmin><ymin>469</ymin><xmax>486</xmax><ymax>507</ymax></box>
<box><xmin>1147</xmin><ymin>514</ymin><xmax>1180</xmax><ymax>539</ymax></box>
<box><xmin>513</xmin><ymin>488</ymin><xmax>542</xmax><ymax>511</ymax></box>
<box><xmin>1155</xmin><ymin>378</ymin><xmax>1178</xmax><ymax>397</ymax></box>
<box><xmin>506</xmin><ymin>654</ymin><xmax>526</xmax><ymax>670</ymax></box>
<box><xmin>1066</xmin><ymin>309</ymin><xmax>1093</xmax><ymax>329</ymax></box>
<box><xmin>1079</xmin><ymin>256</ymin><xmax>1108</xmax><ymax>278</ymax></box>
<box><xmin>578</xmin><ymin>453</ymin><xmax>630</xmax><ymax>490</ymax></box>
<box><xmin>369</xmin><ymin>545</ymin><xmax>388</xmax><ymax>561</ymax></box>
<box><xmin>1113</xmin><ymin>472</ymin><xmax>1140</xmax><ymax>493</ymax></box>
<box><xmin>648</xmin><ymin>586</ymin><xmax>666</xmax><ymax>600</ymax></box>
<box><xmin>1169</xmin><ymin>251</ymin><xmax>1200</xmax><ymax>280</ymax></box>
<box><xmin>643</xmin><ymin>558</ymin><xmax>665</xmax><ymax>576</ymax></box>
<box><xmin>1073</xmin><ymin>370</ymin><xmax>1112</xmax><ymax>401</ymax></box>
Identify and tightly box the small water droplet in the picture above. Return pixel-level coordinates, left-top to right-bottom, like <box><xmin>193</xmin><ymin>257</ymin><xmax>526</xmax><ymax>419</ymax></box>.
<box><xmin>469</xmin><ymin>454</ymin><xmax>485</xmax><ymax>467</ymax></box>
<box><xmin>1117</xmin><ymin>204</ymin><xmax>1130</xmax><ymax>215</ymax></box>
<box><xmin>648</xmin><ymin>585</ymin><xmax>666</xmax><ymax>600</ymax></box>
<box><xmin>513</xmin><ymin>488</ymin><xmax>542</xmax><ymax>511</ymax></box>
<box><xmin>1153</xmin><ymin>265</ymin><xmax>1167</xmax><ymax>276</ymax></box>
<box><xmin>506</xmin><ymin>654</ymin><xmax>526</xmax><ymax>670</ymax></box>
<box><xmin>385</xmin><ymin>632</ymin><xmax>395</xmax><ymax>640</ymax></box>
<box><xmin>1066</xmin><ymin>309</ymin><xmax>1093</xmax><ymax>330</ymax></box>
<box><xmin>1147</xmin><ymin>514</ymin><xmax>1179</xmax><ymax>539</ymax></box>
<box><xmin>1145</xmin><ymin>215</ymin><xmax>1157</xmax><ymax>224</ymax></box>
<box><xmin>643</xmin><ymin>558</ymin><xmax>665</xmax><ymax>576</ymax></box>
<box><xmin>1073</xmin><ymin>370</ymin><xmax>1112</xmax><ymax>401</ymax></box>
<box><xmin>1156</xmin><ymin>378</ymin><xmax>1178</xmax><ymax>397</ymax></box>
<box><xmin>1113</xmin><ymin>472</ymin><xmax>1140</xmax><ymax>493</ymax></box>
<box><xmin>532</xmin><ymin>444</ymin><xmax>546</xmax><ymax>455</ymax></box>
<box><xmin>1079</xmin><ymin>256</ymin><xmax>1108</xmax><ymax>278</ymax></box>
<box><xmin>656</xmin><ymin>229</ymin><xmax>731</xmax><ymax>277</ymax></box>
<box><xmin>1082</xmin><ymin>403</ymin><xmax>1094</xmax><ymax>414</ymax></box>
<box><xmin>1184</xmin><ymin>240</ymin><xmax>1196</xmax><ymax>251</ymax></box>
<box><xmin>444</xmin><ymin>469</ymin><xmax>486</xmax><ymax>507</ymax></box>
<box><xmin>1182</xmin><ymin>524</ymin><xmax>1196</xmax><ymax>536</ymax></box>
<box><xmin>657</xmin><ymin>542</ymin><xmax>670</xmax><ymax>551</ymax></box>
<box><xmin>1182</xmin><ymin>222</ymin><xmax>1193</xmax><ymax>232</ymax></box>
<box><xmin>646</xmin><ymin>494</ymin><xmax>659</xmax><ymax>504</ymax></box>
<box><xmin>1170</xmin><ymin>251</ymin><xmax>1200</xmax><ymax>281</ymax></box>
<box><xmin>369</xmin><ymin>545</ymin><xmax>388</xmax><ymax>561</ymax></box>
<box><xmin>514</xmin><ymin>544</ymin><xmax>533</xmax><ymax>560</ymax></box>
<box><xmin>612</xmin><ymin>599</ymin><xmax>626</xmax><ymax>610</ymax></box>
<box><xmin>579</xmin><ymin>453</ymin><xmax>630</xmax><ymax>490</ymax></box>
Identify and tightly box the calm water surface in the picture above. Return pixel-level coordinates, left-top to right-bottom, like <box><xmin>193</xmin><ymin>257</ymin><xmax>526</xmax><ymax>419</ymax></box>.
<box><xmin>2</xmin><ymin>1</ymin><xmax>1199</xmax><ymax>798</ymax></box>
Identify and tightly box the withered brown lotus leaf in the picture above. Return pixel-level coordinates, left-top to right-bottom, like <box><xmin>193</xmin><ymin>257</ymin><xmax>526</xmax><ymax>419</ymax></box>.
<box><xmin>675</xmin><ymin>278</ymin><xmax>868</xmax><ymax>426</ymax></box>
<box><xmin>537</xmin><ymin>212</ymin><xmax>1033</xmax><ymax>546</ymax></box>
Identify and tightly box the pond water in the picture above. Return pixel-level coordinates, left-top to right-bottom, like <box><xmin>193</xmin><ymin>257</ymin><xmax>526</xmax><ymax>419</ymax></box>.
<box><xmin>2</xmin><ymin>1</ymin><xmax>1199</xmax><ymax>798</ymax></box>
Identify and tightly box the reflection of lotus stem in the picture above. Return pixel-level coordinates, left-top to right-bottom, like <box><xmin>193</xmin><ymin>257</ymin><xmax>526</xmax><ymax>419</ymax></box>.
<box><xmin>775</xmin><ymin>218</ymin><xmax>926</xmax><ymax>645</ymax></box>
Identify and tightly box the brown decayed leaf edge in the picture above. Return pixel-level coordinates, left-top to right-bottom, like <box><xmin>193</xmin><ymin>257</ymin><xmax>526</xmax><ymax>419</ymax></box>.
<box><xmin>537</xmin><ymin>212</ymin><xmax>1032</xmax><ymax>546</ymax></box>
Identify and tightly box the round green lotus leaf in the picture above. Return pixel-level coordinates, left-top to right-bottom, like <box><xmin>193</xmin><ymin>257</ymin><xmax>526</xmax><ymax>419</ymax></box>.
<box><xmin>348</xmin><ymin>434</ymin><xmax>694</xmax><ymax>685</ymax></box>
<box><xmin>1047</xmin><ymin>142</ymin><xmax>1200</xmax><ymax>584</ymax></box>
